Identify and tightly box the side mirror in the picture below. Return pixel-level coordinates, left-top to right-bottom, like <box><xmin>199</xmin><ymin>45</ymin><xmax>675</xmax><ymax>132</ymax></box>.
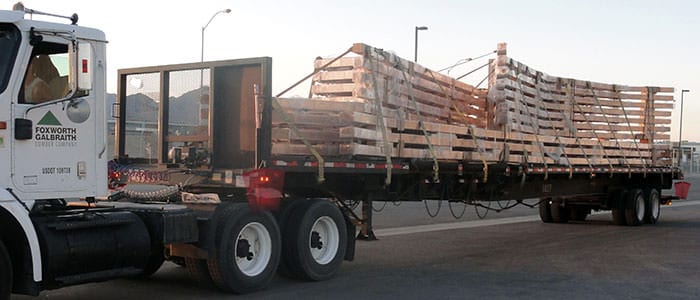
<box><xmin>77</xmin><ymin>42</ymin><xmax>92</xmax><ymax>91</ymax></box>
<box><xmin>15</xmin><ymin>118</ymin><xmax>32</xmax><ymax>140</ymax></box>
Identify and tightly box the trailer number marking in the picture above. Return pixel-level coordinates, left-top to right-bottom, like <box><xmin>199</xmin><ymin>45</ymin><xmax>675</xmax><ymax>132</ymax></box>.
<box><xmin>42</xmin><ymin>167</ymin><xmax>71</xmax><ymax>175</ymax></box>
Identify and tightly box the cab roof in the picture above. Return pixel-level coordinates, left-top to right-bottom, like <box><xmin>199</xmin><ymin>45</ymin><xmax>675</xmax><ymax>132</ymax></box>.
<box><xmin>0</xmin><ymin>9</ymin><xmax>106</xmax><ymax>42</ymax></box>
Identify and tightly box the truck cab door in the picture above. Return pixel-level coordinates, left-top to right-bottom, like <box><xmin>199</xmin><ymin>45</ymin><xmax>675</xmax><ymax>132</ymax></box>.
<box><xmin>11</xmin><ymin>38</ymin><xmax>100</xmax><ymax>197</ymax></box>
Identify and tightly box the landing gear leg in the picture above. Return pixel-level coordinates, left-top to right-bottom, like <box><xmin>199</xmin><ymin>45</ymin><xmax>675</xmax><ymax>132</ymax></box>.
<box><xmin>357</xmin><ymin>197</ymin><xmax>377</xmax><ymax>241</ymax></box>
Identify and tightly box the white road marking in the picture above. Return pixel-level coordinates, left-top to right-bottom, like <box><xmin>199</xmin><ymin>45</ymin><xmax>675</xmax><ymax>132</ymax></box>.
<box><xmin>374</xmin><ymin>200</ymin><xmax>700</xmax><ymax>237</ymax></box>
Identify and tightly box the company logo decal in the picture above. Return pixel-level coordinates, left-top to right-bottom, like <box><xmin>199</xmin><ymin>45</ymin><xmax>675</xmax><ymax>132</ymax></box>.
<box><xmin>37</xmin><ymin>111</ymin><xmax>62</xmax><ymax>126</ymax></box>
<box><xmin>35</xmin><ymin>111</ymin><xmax>78</xmax><ymax>147</ymax></box>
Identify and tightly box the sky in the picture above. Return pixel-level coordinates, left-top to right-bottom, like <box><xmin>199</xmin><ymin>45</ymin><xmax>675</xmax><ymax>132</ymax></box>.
<box><xmin>10</xmin><ymin>0</ymin><xmax>700</xmax><ymax>141</ymax></box>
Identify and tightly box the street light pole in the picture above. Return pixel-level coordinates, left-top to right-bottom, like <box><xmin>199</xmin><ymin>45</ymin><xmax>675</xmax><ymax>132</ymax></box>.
<box><xmin>201</xmin><ymin>8</ymin><xmax>231</xmax><ymax>63</ymax></box>
<box><xmin>678</xmin><ymin>89</ymin><xmax>690</xmax><ymax>168</ymax></box>
<box><xmin>199</xmin><ymin>9</ymin><xmax>231</xmax><ymax>128</ymax></box>
<box><xmin>414</xmin><ymin>26</ymin><xmax>428</xmax><ymax>62</ymax></box>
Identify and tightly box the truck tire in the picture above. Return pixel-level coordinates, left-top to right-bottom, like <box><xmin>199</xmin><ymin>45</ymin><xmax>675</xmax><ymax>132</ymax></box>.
<box><xmin>549</xmin><ymin>198</ymin><xmax>569</xmax><ymax>223</ymax></box>
<box><xmin>0</xmin><ymin>240</ymin><xmax>12</xmax><ymax>300</ymax></box>
<box><xmin>275</xmin><ymin>198</ymin><xmax>308</xmax><ymax>277</ymax></box>
<box><xmin>624</xmin><ymin>189</ymin><xmax>645</xmax><ymax>226</ymax></box>
<box><xmin>282</xmin><ymin>199</ymin><xmax>347</xmax><ymax>281</ymax></box>
<box><xmin>207</xmin><ymin>205</ymin><xmax>281</xmax><ymax>294</ymax></box>
<box><xmin>538</xmin><ymin>198</ymin><xmax>553</xmax><ymax>223</ymax></box>
<box><xmin>644</xmin><ymin>188</ymin><xmax>661</xmax><ymax>224</ymax></box>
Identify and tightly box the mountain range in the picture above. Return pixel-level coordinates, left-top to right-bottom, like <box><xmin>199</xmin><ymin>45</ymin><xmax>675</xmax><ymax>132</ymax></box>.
<box><xmin>107</xmin><ymin>87</ymin><xmax>204</xmax><ymax>125</ymax></box>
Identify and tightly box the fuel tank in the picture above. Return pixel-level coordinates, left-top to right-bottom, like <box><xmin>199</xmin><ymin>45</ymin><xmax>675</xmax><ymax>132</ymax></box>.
<box><xmin>32</xmin><ymin>210</ymin><xmax>151</xmax><ymax>288</ymax></box>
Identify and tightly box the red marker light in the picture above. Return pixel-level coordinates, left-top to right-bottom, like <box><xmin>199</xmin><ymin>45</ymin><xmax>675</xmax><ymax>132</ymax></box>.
<box><xmin>82</xmin><ymin>59</ymin><xmax>88</xmax><ymax>73</ymax></box>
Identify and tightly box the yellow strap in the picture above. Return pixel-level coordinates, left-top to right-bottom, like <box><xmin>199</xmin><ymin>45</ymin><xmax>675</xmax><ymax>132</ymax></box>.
<box><xmin>367</xmin><ymin>51</ymin><xmax>393</xmax><ymax>186</ymax></box>
<box><xmin>514</xmin><ymin>70</ymin><xmax>548</xmax><ymax>179</ymax></box>
<box><xmin>399</xmin><ymin>64</ymin><xmax>439</xmax><ymax>182</ymax></box>
<box><xmin>424</xmin><ymin>69</ymin><xmax>488</xmax><ymax>182</ymax></box>
<box><xmin>468</xmin><ymin>126</ymin><xmax>489</xmax><ymax>183</ymax></box>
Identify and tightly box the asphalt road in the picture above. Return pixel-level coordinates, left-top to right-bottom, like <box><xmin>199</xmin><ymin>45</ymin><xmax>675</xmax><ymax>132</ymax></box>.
<box><xmin>14</xmin><ymin>175</ymin><xmax>700</xmax><ymax>299</ymax></box>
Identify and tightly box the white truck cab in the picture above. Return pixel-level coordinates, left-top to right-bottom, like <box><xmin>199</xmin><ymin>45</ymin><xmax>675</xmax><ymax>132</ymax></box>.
<box><xmin>1</xmin><ymin>3</ymin><xmax>109</xmax><ymax>297</ymax></box>
<box><xmin>0</xmin><ymin>3</ymin><xmax>353</xmax><ymax>299</ymax></box>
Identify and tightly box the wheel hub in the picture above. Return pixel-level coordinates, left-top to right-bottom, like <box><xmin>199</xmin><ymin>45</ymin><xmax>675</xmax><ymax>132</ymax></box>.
<box><xmin>309</xmin><ymin>216</ymin><xmax>340</xmax><ymax>265</ymax></box>
<box><xmin>236</xmin><ymin>238</ymin><xmax>254</xmax><ymax>261</ymax></box>
<box><xmin>310</xmin><ymin>231</ymin><xmax>324</xmax><ymax>250</ymax></box>
<box><xmin>233</xmin><ymin>222</ymin><xmax>273</xmax><ymax>277</ymax></box>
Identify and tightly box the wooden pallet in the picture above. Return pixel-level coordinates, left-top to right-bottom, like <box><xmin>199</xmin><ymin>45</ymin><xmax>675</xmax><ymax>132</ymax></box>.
<box><xmin>270</xmin><ymin>43</ymin><xmax>674</xmax><ymax>167</ymax></box>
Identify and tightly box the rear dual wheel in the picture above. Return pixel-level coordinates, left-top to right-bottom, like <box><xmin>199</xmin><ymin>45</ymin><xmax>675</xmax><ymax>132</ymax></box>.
<box><xmin>281</xmin><ymin>199</ymin><xmax>348</xmax><ymax>281</ymax></box>
<box><xmin>612</xmin><ymin>188</ymin><xmax>659</xmax><ymax>226</ymax></box>
<box><xmin>549</xmin><ymin>198</ymin><xmax>569</xmax><ymax>223</ymax></box>
<box><xmin>207</xmin><ymin>204</ymin><xmax>281</xmax><ymax>294</ymax></box>
<box><xmin>644</xmin><ymin>189</ymin><xmax>661</xmax><ymax>224</ymax></box>
<box><xmin>624</xmin><ymin>189</ymin><xmax>646</xmax><ymax>226</ymax></box>
<box><xmin>540</xmin><ymin>198</ymin><xmax>583</xmax><ymax>223</ymax></box>
<box><xmin>538</xmin><ymin>198</ymin><xmax>553</xmax><ymax>223</ymax></box>
<box><xmin>0</xmin><ymin>240</ymin><xmax>12</xmax><ymax>300</ymax></box>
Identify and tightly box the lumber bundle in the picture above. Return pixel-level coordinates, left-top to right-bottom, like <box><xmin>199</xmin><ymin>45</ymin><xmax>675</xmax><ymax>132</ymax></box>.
<box><xmin>271</xmin><ymin>43</ymin><xmax>675</xmax><ymax>167</ymax></box>
<box><xmin>487</xmin><ymin>43</ymin><xmax>674</xmax><ymax>167</ymax></box>
<box><xmin>309</xmin><ymin>47</ymin><xmax>488</xmax><ymax>127</ymax></box>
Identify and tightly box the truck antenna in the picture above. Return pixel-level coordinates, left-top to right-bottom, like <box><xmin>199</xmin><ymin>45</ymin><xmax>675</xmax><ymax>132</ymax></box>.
<box><xmin>12</xmin><ymin>2</ymin><xmax>79</xmax><ymax>25</ymax></box>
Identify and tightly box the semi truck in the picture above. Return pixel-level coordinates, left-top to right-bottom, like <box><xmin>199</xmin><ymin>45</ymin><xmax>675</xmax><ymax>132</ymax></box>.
<box><xmin>0</xmin><ymin>3</ymin><xmax>682</xmax><ymax>299</ymax></box>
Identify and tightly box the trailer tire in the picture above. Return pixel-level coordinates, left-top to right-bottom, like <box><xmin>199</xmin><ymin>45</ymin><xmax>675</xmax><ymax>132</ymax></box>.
<box><xmin>282</xmin><ymin>199</ymin><xmax>347</xmax><ymax>281</ymax></box>
<box><xmin>185</xmin><ymin>257</ymin><xmax>213</xmax><ymax>286</ymax></box>
<box><xmin>644</xmin><ymin>188</ymin><xmax>661</xmax><ymax>224</ymax></box>
<box><xmin>276</xmin><ymin>198</ymin><xmax>308</xmax><ymax>277</ymax></box>
<box><xmin>208</xmin><ymin>205</ymin><xmax>281</xmax><ymax>294</ymax></box>
<box><xmin>538</xmin><ymin>198</ymin><xmax>553</xmax><ymax>223</ymax></box>
<box><xmin>549</xmin><ymin>199</ymin><xmax>569</xmax><ymax>223</ymax></box>
<box><xmin>0</xmin><ymin>240</ymin><xmax>11</xmax><ymax>300</ymax></box>
<box><xmin>624</xmin><ymin>189</ymin><xmax>645</xmax><ymax>226</ymax></box>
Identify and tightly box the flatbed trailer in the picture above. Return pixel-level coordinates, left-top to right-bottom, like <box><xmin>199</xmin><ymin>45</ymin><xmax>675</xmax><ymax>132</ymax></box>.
<box><xmin>267</xmin><ymin>157</ymin><xmax>677</xmax><ymax>238</ymax></box>
<box><xmin>0</xmin><ymin>3</ymin><xmax>681</xmax><ymax>299</ymax></box>
<box><xmin>107</xmin><ymin>34</ymin><xmax>679</xmax><ymax>295</ymax></box>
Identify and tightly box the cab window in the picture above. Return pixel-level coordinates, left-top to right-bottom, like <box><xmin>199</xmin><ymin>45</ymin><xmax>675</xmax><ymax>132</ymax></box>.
<box><xmin>20</xmin><ymin>41</ymin><xmax>70</xmax><ymax>104</ymax></box>
<box><xmin>0</xmin><ymin>23</ymin><xmax>20</xmax><ymax>94</ymax></box>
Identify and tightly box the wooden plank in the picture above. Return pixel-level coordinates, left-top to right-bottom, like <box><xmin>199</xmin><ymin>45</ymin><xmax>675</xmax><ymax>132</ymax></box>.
<box><xmin>272</xmin><ymin>128</ymin><xmax>341</xmax><ymax>142</ymax></box>
<box><xmin>271</xmin><ymin>143</ymin><xmax>340</xmax><ymax>156</ymax></box>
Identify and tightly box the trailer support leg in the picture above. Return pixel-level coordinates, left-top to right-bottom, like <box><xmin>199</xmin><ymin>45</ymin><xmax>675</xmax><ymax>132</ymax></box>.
<box><xmin>357</xmin><ymin>198</ymin><xmax>377</xmax><ymax>241</ymax></box>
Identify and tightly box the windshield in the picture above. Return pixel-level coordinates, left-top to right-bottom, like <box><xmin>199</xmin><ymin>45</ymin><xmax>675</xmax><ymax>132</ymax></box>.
<box><xmin>0</xmin><ymin>23</ymin><xmax>20</xmax><ymax>94</ymax></box>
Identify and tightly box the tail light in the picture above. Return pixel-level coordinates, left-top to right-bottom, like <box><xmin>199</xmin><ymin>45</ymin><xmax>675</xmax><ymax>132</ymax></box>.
<box><xmin>243</xmin><ymin>168</ymin><xmax>285</xmax><ymax>211</ymax></box>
